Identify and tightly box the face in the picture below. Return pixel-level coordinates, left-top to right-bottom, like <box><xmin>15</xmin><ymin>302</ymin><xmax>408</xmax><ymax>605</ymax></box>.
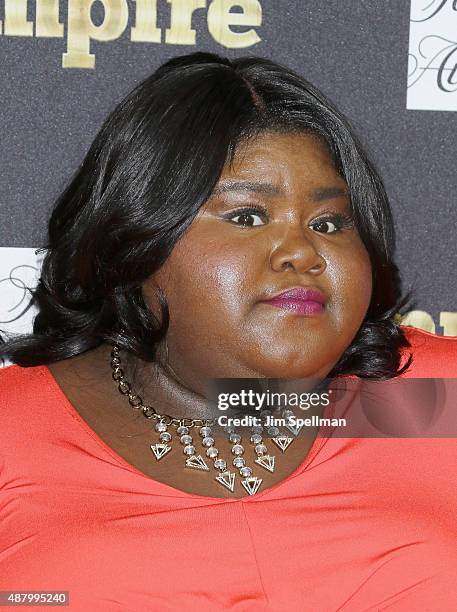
<box><xmin>144</xmin><ymin>131</ymin><xmax>372</xmax><ymax>394</ymax></box>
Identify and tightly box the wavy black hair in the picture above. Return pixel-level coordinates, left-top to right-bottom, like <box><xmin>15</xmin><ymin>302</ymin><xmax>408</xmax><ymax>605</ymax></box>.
<box><xmin>0</xmin><ymin>51</ymin><xmax>413</xmax><ymax>379</ymax></box>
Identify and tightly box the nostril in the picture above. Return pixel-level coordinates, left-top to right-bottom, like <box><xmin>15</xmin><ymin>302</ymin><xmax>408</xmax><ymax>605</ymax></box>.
<box><xmin>281</xmin><ymin>262</ymin><xmax>294</xmax><ymax>271</ymax></box>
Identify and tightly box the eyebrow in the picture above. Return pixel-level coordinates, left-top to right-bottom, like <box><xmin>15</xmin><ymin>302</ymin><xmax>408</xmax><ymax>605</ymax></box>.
<box><xmin>313</xmin><ymin>186</ymin><xmax>350</xmax><ymax>201</ymax></box>
<box><xmin>212</xmin><ymin>181</ymin><xmax>349</xmax><ymax>201</ymax></box>
<box><xmin>212</xmin><ymin>180</ymin><xmax>280</xmax><ymax>196</ymax></box>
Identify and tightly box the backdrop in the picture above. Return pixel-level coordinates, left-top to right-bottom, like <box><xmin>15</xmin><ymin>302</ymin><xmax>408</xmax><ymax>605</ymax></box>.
<box><xmin>1</xmin><ymin>0</ymin><xmax>456</xmax><ymax>339</ymax></box>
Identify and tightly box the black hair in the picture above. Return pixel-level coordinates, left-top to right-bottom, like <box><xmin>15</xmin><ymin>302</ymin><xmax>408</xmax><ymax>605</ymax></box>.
<box><xmin>0</xmin><ymin>51</ymin><xmax>412</xmax><ymax>379</ymax></box>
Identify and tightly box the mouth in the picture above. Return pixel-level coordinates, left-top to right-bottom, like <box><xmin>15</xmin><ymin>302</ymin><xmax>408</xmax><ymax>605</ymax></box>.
<box><xmin>259</xmin><ymin>287</ymin><xmax>327</xmax><ymax>316</ymax></box>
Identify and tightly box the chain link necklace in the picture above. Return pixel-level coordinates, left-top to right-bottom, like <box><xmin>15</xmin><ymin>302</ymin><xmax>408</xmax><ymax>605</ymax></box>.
<box><xmin>110</xmin><ymin>345</ymin><xmax>305</xmax><ymax>496</ymax></box>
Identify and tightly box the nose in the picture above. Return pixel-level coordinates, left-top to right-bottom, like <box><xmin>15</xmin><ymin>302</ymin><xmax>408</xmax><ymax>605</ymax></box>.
<box><xmin>269</xmin><ymin>225</ymin><xmax>326</xmax><ymax>275</ymax></box>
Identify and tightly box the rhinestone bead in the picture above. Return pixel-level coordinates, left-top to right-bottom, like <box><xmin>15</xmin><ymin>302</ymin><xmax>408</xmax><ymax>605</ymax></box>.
<box><xmin>229</xmin><ymin>433</ymin><xmax>241</xmax><ymax>444</ymax></box>
<box><xmin>223</xmin><ymin>425</ymin><xmax>235</xmax><ymax>434</ymax></box>
<box><xmin>206</xmin><ymin>447</ymin><xmax>219</xmax><ymax>458</ymax></box>
<box><xmin>233</xmin><ymin>456</ymin><xmax>246</xmax><ymax>468</ymax></box>
<box><xmin>250</xmin><ymin>433</ymin><xmax>263</xmax><ymax>444</ymax></box>
<box><xmin>202</xmin><ymin>436</ymin><xmax>215</xmax><ymax>447</ymax></box>
<box><xmin>177</xmin><ymin>425</ymin><xmax>189</xmax><ymax>435</ymax></box>
<box><xmin>200</xmin><ymin>426</ymin><xmax>212</xmax><ymax>437</ymax></box>
<box><xmin>267</xmin><ymin>426</ymin><xmax>280</xmax><ymax>436</ymax></box>
<box><xmin>214</xmin><ymin>458</ymin><xmax>227</xmax><ymax>470</ymax></box>
<box><xmin>154</xmin><ymin>422</ymin><xmax>168</xmax><ymax>433</ymax></box>
<box><xmin>240</xmin><ymin>466</ymin><xmax>252</xmax><ymax>477</ymax></box>
<box><xmin>232</xmin><ymin>444</ymin><xmax>244</xmax><ymax>455</ymax></box>
<box><xmin>252</xmin><ymin>425</ymin><xmax>263</xmax><ymax>435</ymax></box>
<box><xmin>159</xmin><ymin>432</ymin><xmax>172</xmax><ymax>443</ymax></box>
<box><xmin>260</xmin><ymin>410</ymin><xmax>273</xmax><ymax>417</ymax></box>
<box><xmin>183</xmin><ymin>445</ymin><xmax>195</xmax><ymax>455</ymax></box>
<box><xmin>255</xmin><ymin>443</ymin><xmax>267</xmax><ymax>455</ymax></box>
<box><xmin>180</xmin><ymin>434</ymin><xmax>193</xmax><ymax>445</ymax></box>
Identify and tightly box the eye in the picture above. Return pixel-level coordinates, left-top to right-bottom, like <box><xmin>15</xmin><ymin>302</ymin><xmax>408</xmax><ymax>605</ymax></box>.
<box><xmin>310</xmin><ymin>214</ymin><xmax>354</xmax><ymax>234</ymax></box>
<box><xmin>223</xmin><ymin>206</ymin><xmax>267</xmax><ymax>228</ymax></box>
<box><xmin>311</xmin><ymin>219</ymin><xmax>338</xmax><ymax>234</ymax></box>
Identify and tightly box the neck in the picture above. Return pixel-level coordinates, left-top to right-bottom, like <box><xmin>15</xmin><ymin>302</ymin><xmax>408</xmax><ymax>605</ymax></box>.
<box><xmin>119</xmin><ymin>347</ymin><xmax>330</xmax><ymax>424</ymax></box>
<box><xmin>122</xmin><ymin>349</ymin><xmax>219</xmax><ymax>422</ymax></box>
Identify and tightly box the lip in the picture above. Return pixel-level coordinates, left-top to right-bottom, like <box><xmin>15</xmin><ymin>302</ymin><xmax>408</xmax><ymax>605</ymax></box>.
<box><xmin>259</xmin><ymin>287</ymin><xmax>327</xmax><ymax>316</ymax></box>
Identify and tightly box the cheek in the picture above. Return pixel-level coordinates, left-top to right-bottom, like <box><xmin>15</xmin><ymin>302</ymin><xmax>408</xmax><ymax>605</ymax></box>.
<box><xmin>154</xmin><ymin>239</ymin><xmax>253</xmax><ymax>335</ymax></box>
<box><xmin>326</xmin><ymin>243</ymin><xmax>373</xmax><ymax>325</ymax></box>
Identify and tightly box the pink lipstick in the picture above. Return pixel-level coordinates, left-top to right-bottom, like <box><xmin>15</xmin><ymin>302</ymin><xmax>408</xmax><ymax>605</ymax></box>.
<box><xmin>260</xmin><ymin>287</ymin><xmax>327</xmax><ymax>316</ymax></box>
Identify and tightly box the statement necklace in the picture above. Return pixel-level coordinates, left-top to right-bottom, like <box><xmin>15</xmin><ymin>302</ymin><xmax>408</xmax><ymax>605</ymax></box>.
<box><xmin>110</xmin><ymin>345</ymin><xmax>304</xmax><ymax>496</ymax></box>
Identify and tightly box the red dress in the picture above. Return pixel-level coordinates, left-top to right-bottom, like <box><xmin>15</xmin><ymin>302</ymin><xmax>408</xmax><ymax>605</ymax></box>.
<box><xmin>1</xmin><ymin>325</ymin><xmax>456</xmax><ymax>611</ymax></box>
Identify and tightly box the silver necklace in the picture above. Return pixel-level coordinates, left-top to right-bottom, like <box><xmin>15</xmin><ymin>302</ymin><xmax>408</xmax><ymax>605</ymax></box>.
<box><xmin>110</xmin><ymin>345</ymin><xmax>302</xmax><ymax>496</ymax></box>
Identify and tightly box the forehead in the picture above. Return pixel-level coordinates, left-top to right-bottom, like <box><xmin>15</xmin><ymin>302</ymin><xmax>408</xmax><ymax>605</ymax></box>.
<box><xmin>219</xmin><ymin>131</ymin><xmax>343</xmax><ymax>189</ymax></box>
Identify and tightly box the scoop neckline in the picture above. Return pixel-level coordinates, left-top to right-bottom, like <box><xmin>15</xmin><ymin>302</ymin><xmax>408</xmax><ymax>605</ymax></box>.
<box><xmin>39</xmin><ymin>364</ymin><xmax>341</xmax><ymax>503</ymax></box>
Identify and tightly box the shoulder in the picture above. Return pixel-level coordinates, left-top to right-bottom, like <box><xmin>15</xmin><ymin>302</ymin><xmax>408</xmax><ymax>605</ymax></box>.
<box><xmin>399</xmin><ymin>325</ymin><xmax>457</xmax><ymax>377</ymax></box>
<box><xmin>0</xmin><ymin>363</ymin><xmax>49</xmax><ymax>415</ymax></box>
<box><xmin>0</xmin><ymin>364</ymin><xmax>53</xmax><ymax>471</ymax></box>
<box><xmin>0</xmin><ymin>362</ymin><xmax>47</xmax><ymax>387</ymax></box>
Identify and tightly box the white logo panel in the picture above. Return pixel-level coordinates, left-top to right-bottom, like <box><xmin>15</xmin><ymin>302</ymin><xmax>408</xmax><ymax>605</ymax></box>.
<box><xmin>0</xmin><ymin>248</ymin><xmax>43</xmax><ymax>365</ymax></box>
<box><xmin>408</xmin><ymin>0</ymin><xmax>457</xmax><ymax>110</ymax></box>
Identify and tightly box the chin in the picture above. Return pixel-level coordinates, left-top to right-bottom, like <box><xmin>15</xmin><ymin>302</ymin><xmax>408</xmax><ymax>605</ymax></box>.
<box><xmin>251</xmin><ymin>356</ymin><xmax>331</xmax><ymax>380</ymax></box>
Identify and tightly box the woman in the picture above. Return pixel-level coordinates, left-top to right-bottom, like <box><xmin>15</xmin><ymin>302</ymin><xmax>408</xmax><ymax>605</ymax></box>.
<box><xmin>1</xmin><ymin>52</ymin><xmax>456</xmax><ymax>610</ymax></box>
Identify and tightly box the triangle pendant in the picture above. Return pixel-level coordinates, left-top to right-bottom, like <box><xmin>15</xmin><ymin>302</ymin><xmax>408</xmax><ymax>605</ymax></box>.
<box><xmin>241</xmin><ymin>476</ymin><xmax>263</xmax><ymax>496</ymax></box>
<box><xmin>185</xmin><ymin>454</ymin><xmax>210</xmax><ymax>471</ymax></box>
<box><xmin>216</xmin><ymin>471</ymin><xmax>236</xmax><ymax>492</ymax></box>
<box><xmin>150</xmin><ymin>443</ymin><xmax>172</xmax><ymax>460</ymax></box>
<box><xmin>271</xmin><ymin>436</ymin><xmax>294</xmax><ymax>452</ymax></box>
<box><xmin>284</xmin><ymin>422</ymin><xmax>304</xmax><ymax>437</ymax></box>
<box><xmin>255</xmin><ymin>454</ymin><xmax>275</xmax><ymax>472</ymax></box>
